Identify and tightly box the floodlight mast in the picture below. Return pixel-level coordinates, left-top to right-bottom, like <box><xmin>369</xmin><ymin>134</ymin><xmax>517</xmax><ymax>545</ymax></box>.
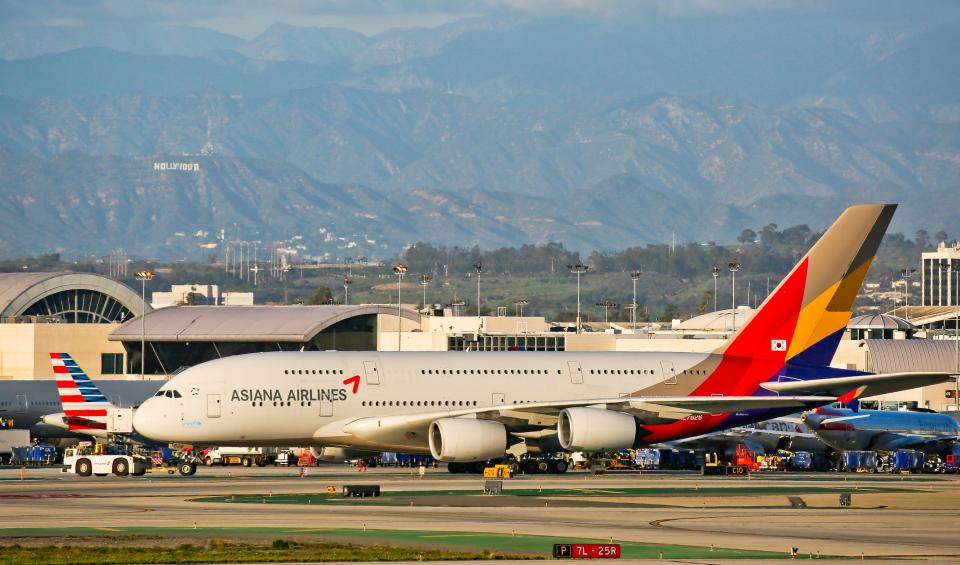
<box><xmin>630</xmin><ymin>269</ymin><xmax>642</xmax><ymax>327</ymax></box>
<box><xmin>419</xmin><ymin>274</ymin><xmax>433</xmax><ymax>313</ymax></box>
<box><xmin>473</xmin><ymin>263</ymin><xmax>482</xmax><ymax>325</ymax></box>
<box><xmin>567</xmin><ymin>261</ymin><xmax>589</xmax><ymax>333</ymax></box>
<box><xmin>134</xmin><ymin>270</ymin><xmax>154</xmax><ymax>379</ymax></box>
<box><xmin>513</xmin><ymin>298</ymin><xmax>529</xmax><ymax>317</ymax></box>
<box><xmin>711</xmin><ymin>266</ymin><xmax>721</xmax><ymax>312</ymax></box>
<box><xmin>392</xmin><ymin>264</ymin><xmax>407</xmax><ymax>351</ymax></box>
<box><xmin>728</xmin><ymin>262</ymin><xmax>741</xmax><ymax>334</ymax></box>
<box><xmin>343</xmin><ymin>274</ymin><xmax>353</xmax><ymax>305</ymax></box>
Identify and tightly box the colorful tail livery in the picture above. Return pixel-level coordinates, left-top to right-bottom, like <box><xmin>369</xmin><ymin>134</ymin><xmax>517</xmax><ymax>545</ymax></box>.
<box><xmin>636</xmin><ymin>204</ymin><xmax>953</xmax><ymax>442</ymax></box>
<box><xmin>50</xmin><ymin>353</ymin><xmax>115</xmax><ymax>434</ymax></box>
<box><xmin>722</xmin><ymin>202</ymin><xmax>896</xmax><ymax>369</ymax></box>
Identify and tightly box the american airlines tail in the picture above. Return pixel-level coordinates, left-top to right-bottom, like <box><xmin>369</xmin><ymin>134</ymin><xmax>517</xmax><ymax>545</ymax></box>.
<box><xmin>50</xmin><ymin>352</ymin><xmax>116</xmax><ymax>435</ymax></box>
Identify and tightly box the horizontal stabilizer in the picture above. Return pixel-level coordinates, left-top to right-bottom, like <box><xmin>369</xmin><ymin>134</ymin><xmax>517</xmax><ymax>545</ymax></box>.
<box><xmin>761</xmin><ymin>372</ymin><xmax>952</xmax><ymax>397</ymax></box>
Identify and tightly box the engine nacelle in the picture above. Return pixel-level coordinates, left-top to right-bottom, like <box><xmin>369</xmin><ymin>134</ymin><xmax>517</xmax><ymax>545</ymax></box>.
<box><xmin>558</xmin><ymin>407</ymin><xmax>637</xmax><ymax>451</ymax></box>
<box><xmin>428</xmin><ymin>418</ymin><xmax>508</xmax><ymax>462</ymax></box>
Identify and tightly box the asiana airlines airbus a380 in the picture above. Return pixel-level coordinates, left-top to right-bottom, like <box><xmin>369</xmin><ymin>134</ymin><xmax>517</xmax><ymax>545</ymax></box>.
<box><xmin>132</xmin><ymin>204</ymin><xmax>950</xmax><ymax>463</ymax></box>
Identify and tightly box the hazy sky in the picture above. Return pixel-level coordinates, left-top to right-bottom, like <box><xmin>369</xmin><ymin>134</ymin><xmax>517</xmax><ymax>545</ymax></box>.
<box><xmin>1</xmin><ymin>0</ymin><xmax>957</xmax><ymax>37</ymax></box>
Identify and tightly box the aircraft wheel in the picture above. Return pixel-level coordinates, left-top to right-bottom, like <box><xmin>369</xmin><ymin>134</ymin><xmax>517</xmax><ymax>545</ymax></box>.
<box><xmin>536</xmin><ymin>460</ymin><xmax>550</xmax><ymax>473</ymax></box>
<box><xmin>112</xmin><ymin>458</ymin><xmax>130</xmax><ymax>477</ymax></box>
<box><xmin>179</xmin><ymin>462</ymin><xmax>196</xmax><ymax>476</ymax></box>
<box><xmin>76</xmin><ymin>458</ymin><xmax>92</xmax><ymax>477</ymax></box>
<box><xmin>522</xmin><ymin>460</ymin><xmax>539</xmax><ymax>474</ymax></box>
<box><xmin>551</xmin><ymin>460</ymin><xmax>569</xmax><ymax>474</ymax></box>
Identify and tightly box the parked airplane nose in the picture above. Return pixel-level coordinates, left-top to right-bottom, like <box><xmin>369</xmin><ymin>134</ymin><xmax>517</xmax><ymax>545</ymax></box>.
<box><xmin>132</xmin><ymin>399</ymin><xmax>166</xmax><ymax>441</ymax></box>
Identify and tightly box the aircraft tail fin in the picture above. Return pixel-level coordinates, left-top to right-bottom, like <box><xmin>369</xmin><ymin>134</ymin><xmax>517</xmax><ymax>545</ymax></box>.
<box><xmin>50</xmin><ymin>353</ymin><xmax>115</xmax><ymax>432</ymax></box>
<box><xmin>718</xmin><ymin>203</ymin><xmax>896</xmax><ymax>368</ymax></box>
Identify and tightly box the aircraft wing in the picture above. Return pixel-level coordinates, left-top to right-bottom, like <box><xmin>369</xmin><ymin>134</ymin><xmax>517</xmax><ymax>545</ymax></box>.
<box><xmin>337</xmin><ymin>395</ymin><xmax>832</xmax><ymax>447</ymax></box>
<box><xmin>760</xmin><ymin>372</ymin><xmax>953</xmax><ymax>398</ymax></box>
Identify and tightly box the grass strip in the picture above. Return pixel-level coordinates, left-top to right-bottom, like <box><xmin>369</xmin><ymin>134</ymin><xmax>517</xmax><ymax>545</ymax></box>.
<box><xmin>0</xmin><ymin>528</ymin><xmax>799</xmax><ymax>561</ymax></box>
<box><xmin>0</xmin><ymin>539</ymin><xmax>532</xmax><ymax>564</ymax></box>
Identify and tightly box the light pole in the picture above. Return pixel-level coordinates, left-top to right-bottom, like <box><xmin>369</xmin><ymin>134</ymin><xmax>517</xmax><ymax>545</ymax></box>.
<box><xmin>419</xmin><ymin>274</ymin><xmax>433</xmax><ymax>312</ymax></box>
<box><xmin>595</xmin><ymin>299</ymin><xmax>619</xmax><ymax>323</ymax></box>
<box><xmin>712</xmin><ymin>265</ymin><xmax>720</xmax><ymax>312</ymax></box>
<box><xmin>134</xmin><ymin>270</ymin><xmax>154</xmax><ymax>379</ymax></box>
<box><xmin>630</xmin><ymin>269</ymin><xmax>642</xmax><ymax>328</ymax></box>
<box><xmin>728</xmin><ymin>262</ymin><xmax>741</xmax><ymax>334</ymax></box>
<box><xmin>513</xmin><ymin>299</ymin><xmax>529</xmax><ymax>317</ymax></box>
<box><xmin>900</xmin><ymin>268</ymin><xmax>917</xmax><ymax>320</ymax></box>
<box><xmin>472</xmin><ymin>263</ymin><xmax>482</xmax><ymax>321</ymax></box>
<box><xmin>567</xmin><ymin>261</ymin><xmax>589</xmax><ymax>333</ymax></box>
<box><xmin>393</xmin><ymin>263</ymin><xmax>407</xmax><ymax>351</ymax></box>
<box><xmin>343</xmin><ymin>274</ymin><xmax>352</xmax><ymax>305</ymax></box>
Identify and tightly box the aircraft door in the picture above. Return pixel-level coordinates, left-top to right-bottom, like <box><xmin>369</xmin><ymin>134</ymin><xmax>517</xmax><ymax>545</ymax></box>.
<box><xmin>363</xmin><ymin>360</ymin><xmax>380</xmax><ymax>385</ymax></box>
<box><xmin>567</xmin><ymin>361</ymin><xmax>584</xmax><ymax>384</ymax></box>
<box><xmin>207</xmin><ymin>394</ymin><xmax>221</xmax><ymax>418</ymax></box>
<box><xmin>319</xmin><ymin>397</ymin><xmax>333</xmax><ymax>417</ymax></box>
<box><xmin>660</xmin><ymin>361</ymin><xmax>677</xmax><ymax>385</ymax></box>
<box><xmin>15</xmin><ymin>394</ymin><xmax>27</xmax><ymax>413</ymax></box>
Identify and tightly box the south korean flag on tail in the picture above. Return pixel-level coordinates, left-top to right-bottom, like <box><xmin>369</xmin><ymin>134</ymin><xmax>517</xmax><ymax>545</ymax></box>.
<box><xmin>771</xmin><ymin>339</ymin><xmax>787</xmax><ymax>352</ymax></box>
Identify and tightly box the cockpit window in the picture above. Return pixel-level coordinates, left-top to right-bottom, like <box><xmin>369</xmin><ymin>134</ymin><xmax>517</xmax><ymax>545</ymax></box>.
<box><xmin>155</xmin><ymin>391</ymin><xmax>165</xmax><ymax>397</ymax></box>
<box><xmin>157</xmin><ymin>389</ymin><xmax>182</xmax><ymax>398</ymax></box>
<box><xmin>172</xmin><ymin>390</ymin><xmax>182</xmax><ymax>398</ymax></box>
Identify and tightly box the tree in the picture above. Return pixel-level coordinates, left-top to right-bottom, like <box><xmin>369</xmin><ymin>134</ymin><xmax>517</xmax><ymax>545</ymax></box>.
<box><xmin>661</xmin><ymin>302</ymin><xmax>681</xmax><ymax>321</ymax></box>
<box><xmin>305</xmin><ymin>285</ymin><xmax>333</xmax><ymax>305</ymax></box>
<box><xmin>935</xmin><ymin>229</ymin><xmax>949</xmax><ymax>244</ymax></box>
<box><xmin>699</xmin><ymin>291</ymin><xmax>713</xmax><ymax>314</ymax></box>
<box><xmin>780</xmin><ymin>224</ymin><xmax>811</xmax><ymax>246</ymax></box>
<box><xmin>737</xmin><ymin>228</ymin><xmax>757</xmax><ymax>244</ymax></box>
<box><xmin>759</xmin><ymin>223</ymin><xmax>780</xmax><ymax>246</ymax></box>
<box><xmin>915</xmin><ymin>229</ymin><xmax>931</xmax><ymax>249</ymax></box>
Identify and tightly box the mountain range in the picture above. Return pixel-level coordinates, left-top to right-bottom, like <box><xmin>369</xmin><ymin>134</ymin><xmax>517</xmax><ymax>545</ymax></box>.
<box><xmin>0</xmin><ymin>13</ymin><xmax>957</xmax><ymax>259</ymax></box>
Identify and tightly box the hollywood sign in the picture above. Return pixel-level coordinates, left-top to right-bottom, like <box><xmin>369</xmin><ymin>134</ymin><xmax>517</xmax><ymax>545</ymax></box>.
<box><xmin>154</xmin><ymin>162</ymin><xmax>200</xmax><ymax>172</ymax></box>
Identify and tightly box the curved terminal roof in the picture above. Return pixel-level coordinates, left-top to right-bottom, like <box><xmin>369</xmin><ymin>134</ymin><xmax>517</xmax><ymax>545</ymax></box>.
<box><xmin>0</xmin><ymin>272</ymin><xmax>148</xmax><ymax>319</ymax></box>
<box><xmin>848</xmin><ymin>313</ymin><xmax>915</xmax><ymax>331</ymax></box>
<box><xmin>109</xmin><ymin>304</ymin><xmax>420</xmax><ymax>342</ymax></box>
<box><xmin>674</xmin><ymin>307</ymin><xmax>756</xmax><ymax>332</ymax></box>
<box><xmin>866</xmin><ymin>339</ymin><xmax>958</xmax><ymax>373</ymax></box>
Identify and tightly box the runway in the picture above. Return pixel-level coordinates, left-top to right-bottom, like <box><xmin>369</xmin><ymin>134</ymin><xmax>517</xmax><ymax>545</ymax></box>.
<box><xmin>1</xmin><ymin>465</ymin><xmax>959</xmax><ymax>561</ymax></box>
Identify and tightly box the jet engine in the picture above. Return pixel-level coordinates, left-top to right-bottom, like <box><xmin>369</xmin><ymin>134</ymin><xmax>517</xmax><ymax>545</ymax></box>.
<box><xmin>558</xmin><ymin>407</ymin><xmax>636</xmax><ymax>451</ymax></box>
<box><xmin>428</xmin><ymin>418</ymin><xmax>508</xmax><ymax>462</ymax></box>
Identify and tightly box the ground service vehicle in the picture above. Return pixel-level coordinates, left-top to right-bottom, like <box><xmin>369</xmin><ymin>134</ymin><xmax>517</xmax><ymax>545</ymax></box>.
<box><xmin>202</xmin><ymin>447</ymin><xmax>275</xmax><ymax>467</ymax></box>
<box><xmin>62</xmin><ymin>446</ymin><xmax>151</xmax><ymax>477</ymax></box>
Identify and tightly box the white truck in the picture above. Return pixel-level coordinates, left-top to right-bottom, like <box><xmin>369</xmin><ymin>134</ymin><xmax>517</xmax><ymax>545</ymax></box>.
<box><xmin>62</xmin><ymin>446</ymin><xmax>152</xmax><ymax>477</ymax></box>
<box><xmin>202</xmin><ymin>446</ymin><xmax>276</xmax><ymax>467</ymax></box>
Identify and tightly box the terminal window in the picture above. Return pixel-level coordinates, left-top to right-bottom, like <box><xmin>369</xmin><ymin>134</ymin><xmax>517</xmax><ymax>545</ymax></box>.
<box><xmin>101</xmin><ymin>353</ymin><xmax>124</xmax><ymax>375</ymax></box>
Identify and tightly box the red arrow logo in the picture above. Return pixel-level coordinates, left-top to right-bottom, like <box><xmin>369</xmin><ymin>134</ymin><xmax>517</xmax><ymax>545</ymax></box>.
<box><xmin>343</xmin><ymin>375</ymin><xmax>360</xmax><ymax>394</ymax></box>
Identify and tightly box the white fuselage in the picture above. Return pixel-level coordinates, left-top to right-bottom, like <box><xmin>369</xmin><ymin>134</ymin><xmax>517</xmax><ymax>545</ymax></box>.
<box><xmin>133</xmin><ymin>350</ymin><xmax>711</xmax><ymax>450</ymax></box>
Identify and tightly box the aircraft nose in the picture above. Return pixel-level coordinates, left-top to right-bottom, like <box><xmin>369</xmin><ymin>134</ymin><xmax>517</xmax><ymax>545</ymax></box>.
<box><xmin>132</xmin><ymin>399</ymin><xmax>165</xmax><ymax>441</ymax></box>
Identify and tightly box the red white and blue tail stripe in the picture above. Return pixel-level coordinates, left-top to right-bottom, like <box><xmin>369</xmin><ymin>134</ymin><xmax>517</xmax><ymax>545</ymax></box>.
<box><xmin>50</xmin><ymin>352</ymin><xmax>114</xmax><ymax>432</ymax></box>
